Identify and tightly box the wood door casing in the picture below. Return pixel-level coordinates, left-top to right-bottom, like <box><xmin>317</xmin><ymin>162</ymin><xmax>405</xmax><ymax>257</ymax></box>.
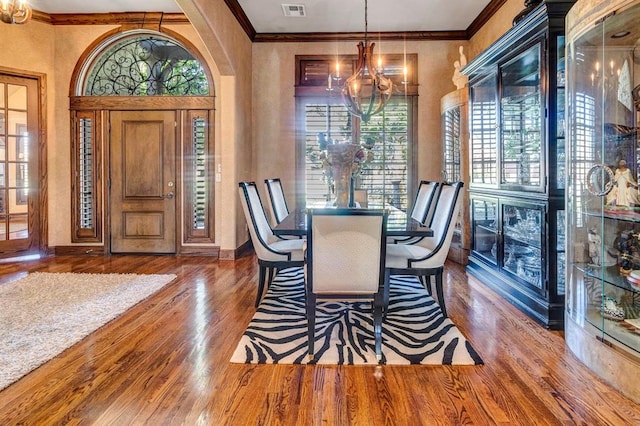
<box><xmin>110</xmin><ymin>110</ymin><xmax>176</xmax><ymax>253</ymax></box>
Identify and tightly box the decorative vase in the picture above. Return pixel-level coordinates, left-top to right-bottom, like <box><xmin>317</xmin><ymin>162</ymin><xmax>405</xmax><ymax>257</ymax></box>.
<box><xmin>327</xmin><ymin>143</ymin><xmax>359</xmax><ymax>208</ymax></box>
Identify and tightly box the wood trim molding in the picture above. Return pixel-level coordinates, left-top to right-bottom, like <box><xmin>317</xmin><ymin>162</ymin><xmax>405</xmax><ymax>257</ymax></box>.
<box><xmin>32</xmin><ymin>11</ymin><xmax>190</xmax><ymax>26</ymax></box>
<box><xmin>254</xmin><ymin>31</ymin><xmax>467</xmax><ymax>43</ymax></box>
<box><xmin>220</xmin><ymin>239</ymin><xmax>253</xmax><ymax>261</ymax></box>
<box><xmin>54</xmin><ymin>245</ymin><xmax>106</xmax><ymax>256</ymax></box>
<box><xmin>70</xmin><ymin>96</ymin><xmax>215</xmax><ymax>111</ymax></box>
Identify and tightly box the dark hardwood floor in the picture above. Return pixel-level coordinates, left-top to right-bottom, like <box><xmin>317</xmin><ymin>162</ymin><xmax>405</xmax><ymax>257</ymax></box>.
<box><xmin>0</xmin><ymin>254</ymin><xmax>638</xmax><ymax>425</ymax></box>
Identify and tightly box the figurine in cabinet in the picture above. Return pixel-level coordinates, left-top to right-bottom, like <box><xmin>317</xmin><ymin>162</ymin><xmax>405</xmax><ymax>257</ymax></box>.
<box><xmin>588</xmin><ymin>228</ymin><xmax>601</xmax><ymax>266</ymax></box>
<box><xmin>615</xmin><ymin>229</ymin><xmax>640</xmax><ymax>275</ymax></box>
<box><xmin>606</xmin><ymin>159</ymin><xmax>640</xmax><ymax>207</ymax></box>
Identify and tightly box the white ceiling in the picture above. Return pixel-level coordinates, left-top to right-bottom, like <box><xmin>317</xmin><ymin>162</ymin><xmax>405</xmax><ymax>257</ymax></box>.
<box><xmin>28</xmin><ymin>0</ymin><xmax>493</xmax><ymax>33</ymax></box>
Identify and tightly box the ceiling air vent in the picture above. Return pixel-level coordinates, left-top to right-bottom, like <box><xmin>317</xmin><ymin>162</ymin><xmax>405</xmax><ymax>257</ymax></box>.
<box><xmin>282</xmin><ymin>4</ymin><xmax>306</xmax><ymax>17</ymax></box>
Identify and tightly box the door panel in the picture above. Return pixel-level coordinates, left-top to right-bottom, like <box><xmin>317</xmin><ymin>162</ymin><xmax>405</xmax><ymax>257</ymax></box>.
<box><xmin>110</xmin><ymin>111</ymin><xmax>176</xmax><ymax>253</ymax></box>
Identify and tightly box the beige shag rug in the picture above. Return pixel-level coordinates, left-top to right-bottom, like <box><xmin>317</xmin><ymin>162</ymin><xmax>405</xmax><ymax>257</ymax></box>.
<box><xmin>0</xmin><ymin>272</ymin><xmax>176</xmax><ymax>391</ymax></box>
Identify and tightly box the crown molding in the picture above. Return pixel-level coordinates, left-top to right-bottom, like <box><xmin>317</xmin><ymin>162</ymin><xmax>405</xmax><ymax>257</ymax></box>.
<box><xmin>32</xmin><ymin>11</ymin><xmax>189</xmax><ymax>26</ymax></box>
<box><xmin>223</xmin><ymin>0</ymin><xmax>256</xmax><ymax>40</ymax></box>
<box><xmin>230</xmin><ymin>0</ymin><xmax>506</xmax><ymax>42</ymax></box>
<box><xmin>254</xmin><ymin>30</ymin><xmax>467</xmax><ymax>43</ymax></box>
<box><xmin>29</xmin><ymin>0</ymin><xmax>505</xmax><ymax>42</ymax></box>
<box><xmin>466</xmin><ymin>0</ymin><xmax>509</xmax><ymax>38</ymax></box>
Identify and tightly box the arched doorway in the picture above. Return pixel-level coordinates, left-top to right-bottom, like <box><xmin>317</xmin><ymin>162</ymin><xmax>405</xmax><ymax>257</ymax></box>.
<box><xmin>70</xmin><ymin>30</ymin><xmax>216</xmax><ymax>254</ymax></box>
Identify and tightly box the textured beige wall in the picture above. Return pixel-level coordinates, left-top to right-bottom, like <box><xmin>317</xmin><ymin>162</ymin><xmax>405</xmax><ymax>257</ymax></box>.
<box><xmin>468</xmin><ymin>0</ymin><xmax>525</xmax><ymax>59</ymax></box>
<box><xmin>252</xmin><ymin>40</ymin><xmax>470</xmax><ymax>207</ymax></box>
<box><xmin>179</xmin><ymin>0</ymin><xmax>253</xmax><ymax>252</ymax></box>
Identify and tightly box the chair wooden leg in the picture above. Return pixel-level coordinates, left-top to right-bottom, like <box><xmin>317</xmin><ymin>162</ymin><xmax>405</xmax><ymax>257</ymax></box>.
<box><xmin>373</xmin><ymin>294</ymin><xmax>384</xmax><ymax>363</ymax></box>
<box><xmin>306</xmin><ymin>293</ymin><xmax>316</xmax><ymax>360</ymax></box>
<box><xmin>383</xmin><ymin>269</ymin><xmax>391</xmax><ymax>316</ymax></box>
<box><xmin>435</xmin><ymin>268</ymin><xmax>447</xmax><ymax>317</ymax></box>
<box><xmin>256</xmin><ymin>265</ymin><xmax>267</xmax><ymax>308</ymax></box>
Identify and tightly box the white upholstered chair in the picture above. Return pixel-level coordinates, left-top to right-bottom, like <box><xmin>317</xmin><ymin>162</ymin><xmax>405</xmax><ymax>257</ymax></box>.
<box><xmin>264</xmin><ymin>178</ymin><xmax>290</xmax><ymax>225</ymax></box>
<box><xmin>388</xmin><ymin>180</ymin><xmax>441</xmax><ymax>244</ymax></box>
<box><xmin>239</xmin><ymin>181</ymin><xmax>305</xmax><ymax>307</ymax></box>
<box><xmin>384</xmin><ymin>182</ymin><xmax>464</xmax><ymax>317</ymax></box>
<box><xmin>305</xmin><ymin>208</ymin><xmax>388</xmax><ymax>362</ymax></box>
<box><xmin>265</xmin><ymin>177</ymin><xmax>302</xmax><ymax>240</ymax></box>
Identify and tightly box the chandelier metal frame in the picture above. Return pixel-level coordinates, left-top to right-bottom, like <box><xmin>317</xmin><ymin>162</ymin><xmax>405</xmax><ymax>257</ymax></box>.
<box><xmin>341</xmin><ymin>0</ymin><xmax>394</xmax><ymax>123</ymax></box>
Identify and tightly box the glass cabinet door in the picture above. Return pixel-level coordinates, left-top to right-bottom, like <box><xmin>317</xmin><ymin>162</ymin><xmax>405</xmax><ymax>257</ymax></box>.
<box><xmin>470</xmin><ymin>73</ymin><xmax>497</xmax><ymax>186</ymax></box>
<box><xmin>500</xmin><ymin>43</ymin><xmax>543</xmax><ymax>189</ymax></box>
<box><xmin>566</xmin><ymin>0</ymin><xmax>640</xmax><ymax>358</ymax></box>
<box><xmin>501</xmin><ymin>202</ymin><xmax>544</xmax><ymax>289</ymax></box>
<box><xmin>471</xmin><ymin>197</ymin><xmax>498</xmax><ymax>264</ymax></box>
<box><xmin>556</xmin><ymin>35</ymin><xmax>566</xmax><ymax>191</ymax></box>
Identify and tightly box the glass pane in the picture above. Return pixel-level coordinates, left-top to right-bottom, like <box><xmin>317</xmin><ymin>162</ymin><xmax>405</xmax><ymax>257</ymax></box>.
<box><xmin>85</xmin><ymin>35</ymin><xmax>209</xmax><ymax>96</ymax></box>
<box><xmin>8</xmin><ymin>209</ymin><xmax>27</xmax><ymax>240</ymax></box>
<box><xmin>361</xmin><ymin>101</ymin><xmax>409</xmax><ymax>210</ymax></box>
<box><xmin>79</xmin><ymin>117</ymin><xmax>93</xmax><ymax>229</ymax></box>
<box><xmin>0</xmin><ymin>211</ymin><xmax>6</xmax><ymax>240</ymax></box>
<box><xmin>192</xmin><ymin>117</ymin><xmax>207</xmax><ymax>230</ymax></box>
<box><xmin>0</xmin><ymin>163</ymin><xmax>4</xmax><ymax>187</ymax></box>
<box><xmin>0</xmin><ymin>84</ymin><xmax>4</xmax><ymax>108</ymax></box>
<box><xmin>7</xmin><ymin>85</ymin><xmax>26</xmax><ymax>109</ymax></box>
<box><xmin>557</xmin><ymin>210</ymin><xmax>565</xmax><ymax>295</ymax></box>
<box><xmin>503</xmin><ymin>204</ymin><xmax>542</xmax><ymax>288</ymax></box>
<box><xmin>304</xmin><ymin>103</ymin><xmax>352</xmax><ymax>205</ymax></box>
<box><xmin>501</xmin><ymin>44</ymin><xmax>542</xmax><ymax>187</ymax></box>
<box><xmin>7</xmin><ymin>110</ymin><xmax>27</xmax><ymax>139</ymax></box>
<box><xmin>470</xmin><ymin>73</ymin><xmax>497</xmax><ymax>184</ymax></box>
<box><xmin>472</xmin><ymin>198</ymin><xmax>498</xmax><ymax>264</ymax></box>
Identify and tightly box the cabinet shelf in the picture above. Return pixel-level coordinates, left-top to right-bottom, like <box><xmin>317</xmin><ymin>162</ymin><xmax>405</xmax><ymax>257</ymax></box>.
<box><xmin>585</xmin><ymin>309</ymin><xmax>640</xmax><ymax>356</ymax></box>
<box><xmin>576</xmin><ymin>263</ymin><xmax>640</xmax><ymax>294</ymax></box>
<box><xmin>585</xmin><ymin>208</ymin><xmax>640</xmax><ymax>223</ymax></box>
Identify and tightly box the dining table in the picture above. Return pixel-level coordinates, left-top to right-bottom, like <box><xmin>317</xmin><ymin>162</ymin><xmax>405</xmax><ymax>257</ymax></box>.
<box><xmin>273</xmin><ymin>204</ymin><xmax>434</xmax><ymax>238</ymax></box>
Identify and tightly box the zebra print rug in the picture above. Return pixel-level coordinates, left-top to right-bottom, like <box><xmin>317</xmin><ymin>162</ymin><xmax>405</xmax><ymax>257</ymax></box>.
<box><xmin>230</xmin><ymin>268</ymin><xmax>483</xmax><ymax>365</ymax></box>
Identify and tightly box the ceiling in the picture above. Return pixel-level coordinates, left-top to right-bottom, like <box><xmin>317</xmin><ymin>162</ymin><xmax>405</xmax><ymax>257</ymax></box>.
<box><xmin>28</xmin><ymin>0</ymin><xmax>494</xmax><ymax>34</ymax></box>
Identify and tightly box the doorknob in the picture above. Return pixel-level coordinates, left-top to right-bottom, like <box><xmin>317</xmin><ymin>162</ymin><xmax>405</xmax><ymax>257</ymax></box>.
<box><xmin>165</xmin><ymin>191</ymin><xmax>175</xmax><ymax>199</ymax></box>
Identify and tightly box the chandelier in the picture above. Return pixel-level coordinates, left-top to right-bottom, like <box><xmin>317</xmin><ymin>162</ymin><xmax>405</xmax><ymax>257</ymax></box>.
<box><xmin>1</xmin><ymin>0</ymin><xmax>32</xmax><ymax>24</ymax></box>
<box><xmin>341</xmin><ymin>0</ymin><xmax>394</xmax><ymax>123</ymax></box>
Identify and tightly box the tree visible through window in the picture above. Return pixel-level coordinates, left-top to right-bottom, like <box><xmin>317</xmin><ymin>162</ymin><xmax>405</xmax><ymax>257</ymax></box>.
<box><xmin>84</xmin><ymin>35</ymin><xmax>209</xmax><ymax>96</ymax></box>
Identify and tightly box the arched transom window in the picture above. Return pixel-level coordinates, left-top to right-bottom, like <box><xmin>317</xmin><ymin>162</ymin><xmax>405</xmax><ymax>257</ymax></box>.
<box><xmin>83</xmin><ymin>33</ymin><xmax>209</xmax><ymax>96</ymax></box>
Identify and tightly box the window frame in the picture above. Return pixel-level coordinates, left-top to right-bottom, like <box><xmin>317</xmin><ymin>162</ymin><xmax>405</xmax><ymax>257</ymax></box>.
<box><xmin>294</xmin><ymin>54</ymin><xmax>418</xmax><ymax>210</ymax></box>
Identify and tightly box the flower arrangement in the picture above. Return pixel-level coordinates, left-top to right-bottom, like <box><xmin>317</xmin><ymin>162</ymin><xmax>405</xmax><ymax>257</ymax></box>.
<box><xmin>316</xmin><ymin>133</ymin><xmax>375</xmax><ymax>181</ymax></box>
<box><xmin>315</xmin><ymin>133</ymin><xmax>376</xmax><ymax>207</ymax></box>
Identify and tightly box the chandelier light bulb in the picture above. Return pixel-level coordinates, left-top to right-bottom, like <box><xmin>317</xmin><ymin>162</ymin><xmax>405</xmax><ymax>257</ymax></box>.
<box><xmin>0</xmin><ymin>0</ymin><xmax>32</xmax><ymax>24</ymax></box>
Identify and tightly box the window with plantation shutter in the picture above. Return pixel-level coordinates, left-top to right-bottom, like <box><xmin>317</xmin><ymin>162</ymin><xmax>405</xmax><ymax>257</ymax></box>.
<box><xmin>442</xmin><ymin>105</ymin><xmax>462</xmax><ymax>182</ymax></box>
<box><xmin>72</xmin><ymin>110</ymin><xmax>102</xmax><ymax>242</ymax></box>
<box><xmin>296</xmin><ymin>55</ymin><xmax>417</xmax><ymax>211</ymax></box>
<box><xmin>183</xmin><ymin>110</ymin><xmax>214</xmax><ymax>243</ymax></box>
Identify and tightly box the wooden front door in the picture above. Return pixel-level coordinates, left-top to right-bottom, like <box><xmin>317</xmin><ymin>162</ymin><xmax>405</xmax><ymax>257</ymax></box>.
<box><xmin>110</xmin><ymin>110</ymin><xmax>176</xmax><ymax>253</ymax></box>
